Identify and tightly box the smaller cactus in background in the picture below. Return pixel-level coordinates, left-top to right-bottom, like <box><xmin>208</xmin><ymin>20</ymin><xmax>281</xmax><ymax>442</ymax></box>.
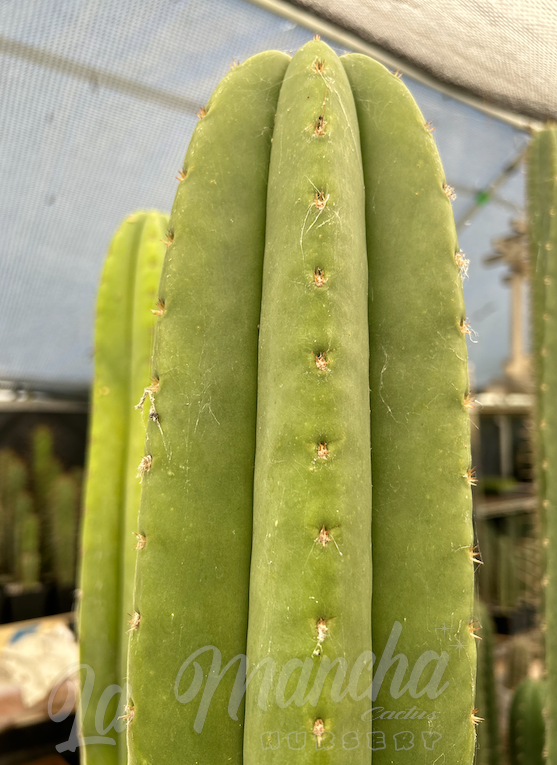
<box><xmin>509</xmin><ymin>678</ymin><xmax>546</xmax><ymax>765</ymax></box>
<box><xmin>32</xmin><ymin>424</ymin><xmax>61</xmax><ymax>579</ymax></box>
<box><xmin>19</xmin><ymin>508</ymin><xmax>41</xmax><ymax>590</ymax></box>
<box><xmin>50</xmin><ymin>472</ymin><xmax>80</xmax><ymax>589</ymax></box>
<box><xmin>0</xmin><ymin>450</ymin><xmax>28</xmax><ymax>577</ymax></box>
<box><xmin>13</xmin><ymin>490</ymin><xmax>33</xmax><ymax>584</ymax></box>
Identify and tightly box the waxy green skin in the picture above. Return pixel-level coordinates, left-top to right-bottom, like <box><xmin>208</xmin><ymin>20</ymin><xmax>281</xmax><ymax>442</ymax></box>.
<box><xmin>244</xmin><ymin>41</ymin><xmax>372</xmax><ymax>764</ymax></box>
<box><xmin>529</xmin><ymin>128</ymin><xmax>557</xmax><ymax>765</ymax></box>
<box><xmin>509</xmin><ymin>679</ymin><xmax>546</xmax><ymax>765</ymax></box>
<box><xmin>126</xmin><ymin>52</ymin><xmax>290</xmax><ymax>765</ymax></box>
<box><xmin>79</xmin><ymin>212</ymin><xmax>166</xmax><ymax>765</ymax></box>
<box><xmin>343</xmin><ymin>54</ymin><xmax>476</xmax><ymax>765</ymax></box>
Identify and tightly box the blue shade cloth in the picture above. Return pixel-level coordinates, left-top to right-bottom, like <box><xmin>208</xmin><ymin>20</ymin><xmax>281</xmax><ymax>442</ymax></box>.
<box><xmin>0</xmin><ymin>0</ymin><xmax>528</xmax><ymax>394</ymax></box>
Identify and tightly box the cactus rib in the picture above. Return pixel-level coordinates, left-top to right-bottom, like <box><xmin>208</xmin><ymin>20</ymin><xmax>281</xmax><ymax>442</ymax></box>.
<box><xmin>244</xmin><ymin>39</ymin><xmax>372</xmax><ymax>764</ymax></box>
<box><xmin>79</xmin><ymin>211</ymin><xmax>166</xmax><ymax>764</ymax></box>
<box><xmin>343</xmin><ymin>52</ymin><xmax>476</xmax><ymax>764</ymax></box>
<box><xmin>126</xmin><ymin>52</ymin><xmax>290</xmax><ymax>765</ymax></box>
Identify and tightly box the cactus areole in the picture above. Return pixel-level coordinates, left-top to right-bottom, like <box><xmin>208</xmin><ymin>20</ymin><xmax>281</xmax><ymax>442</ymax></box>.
<box><xmin>124</xmin><ymin>41</ymin><xmax>475</xmax><ymax>765</ymax></box>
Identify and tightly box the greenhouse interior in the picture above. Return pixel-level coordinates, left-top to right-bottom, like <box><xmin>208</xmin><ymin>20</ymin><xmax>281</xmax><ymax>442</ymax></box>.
<box><xmin>0</xmin><ymin>1</ymin><xmax>556</xmax><ymax>763</ymax></box>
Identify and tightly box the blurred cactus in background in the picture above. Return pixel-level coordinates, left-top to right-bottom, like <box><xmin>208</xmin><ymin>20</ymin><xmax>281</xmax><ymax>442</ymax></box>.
<box><xmin>0</xmin><ymin>427</ymin><xmax>83</xmax><ymax>611</ymax></box>
<box><xmin>508</xmin><ymin>678</ymin><xmax>546</xmax><ymax>765</ymax></box>
<box><xmin>32</xmin><ymin>424</ymin><xmax>61</xmax><ymax>579</ymax></box>
<box><xmin>0</xmin><ymin>450</ymin><xmax>27</xmax><ymax>578</ymax></box>
<box><xmin>50</xmin><ymin>471</ymin><xmax>81</xmax><ymax>589</ymax></box>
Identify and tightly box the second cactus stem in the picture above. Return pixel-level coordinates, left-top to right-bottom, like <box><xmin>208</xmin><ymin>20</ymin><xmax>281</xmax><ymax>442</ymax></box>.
<box><xmin>79</xmin><ymin>211</ymin><xmax>166</xmax><ymax>765</ymax></box>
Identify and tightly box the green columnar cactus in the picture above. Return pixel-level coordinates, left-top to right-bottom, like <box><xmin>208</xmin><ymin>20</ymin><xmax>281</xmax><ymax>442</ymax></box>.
<box><xmin>50</xmin><ymin>473</ymin><xmax>80</xmax><ymax>589</ymax></box>
<box><xmin>529</xmin><ymin>127</ymin><xmax>557</xmax><ymax>765</ymax></box>
<box><xmin>475</xmin><ymin>603</ymin><xmax>500</xmax><ymax>765</ymax></box>
<box><xmin>32</xmin><ymin>425</ymin><xmax>61</xmax><ymax>579</ymax></box>
<box><xmin>79</xmin><ymin>211</ymin><xmax>167</xmax><ymax>764</ymax></box>
<box><xmin>343</xmin><ymin>52</ymin><xmax>476</xmax><ymax>762</ymax></box>
<box><xmin>509</xmin><ymin>679</ymin><xmax>546</xmax><ymax>765</ymax></box>
<box><xmin>0</xmin><ymin>450</ymin><xmax>27</xmax><ymax>577</ymax></box>
<box><xmin>126</xmin><ymin>40</ymin><xmax>475</xmax><ymax>765</ymax></box>
<box><xmin>127</xmin><ymin>51</ymin><xmax>290</xmax><ymax>765</ymax></box>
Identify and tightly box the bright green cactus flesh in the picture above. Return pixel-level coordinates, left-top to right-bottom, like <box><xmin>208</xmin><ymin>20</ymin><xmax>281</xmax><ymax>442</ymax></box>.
<box><xmin>529</xmin><ymin>126</ymin><xmax>557</xmax><ymax>765</ymax></box>
<box><xmin>79</xmin><ymin>211</ymin><xmax>167</xmax><ymax>764</ymax></box>
<box><xmin>121</xmin><ymin>40</ymin><xmax>474</xmax><ymax>765</ymax></box>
